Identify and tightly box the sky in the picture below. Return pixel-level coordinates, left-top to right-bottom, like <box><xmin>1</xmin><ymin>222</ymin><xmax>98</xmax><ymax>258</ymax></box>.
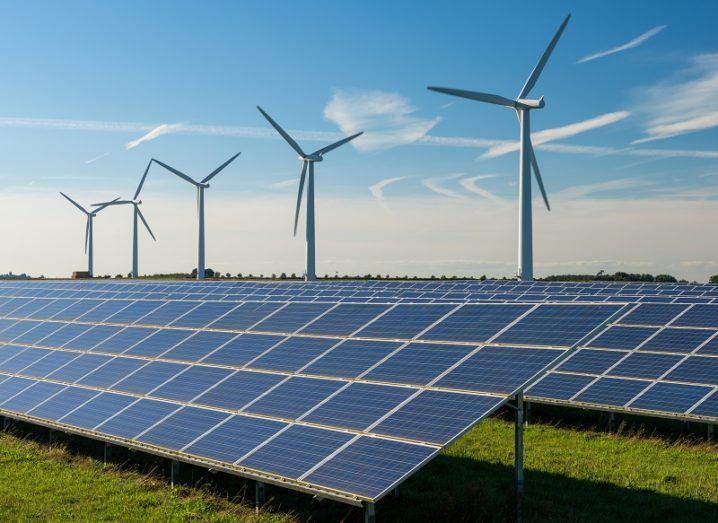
<box><xmin>1</xmin><ymin>0</ymin><xmax>717</xmax><ymax>281</ymax></box>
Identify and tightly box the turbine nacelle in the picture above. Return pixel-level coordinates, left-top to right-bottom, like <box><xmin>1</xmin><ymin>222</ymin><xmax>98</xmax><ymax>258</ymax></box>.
<box><xmin>515</xmin><ymin>97</ymin><xmax>545</xmax><ymax>110</ymax></box>
<box><xmin>301</xmin><ymin>154</ymin><xmax>323</xmax><ymax>162</ymax></box>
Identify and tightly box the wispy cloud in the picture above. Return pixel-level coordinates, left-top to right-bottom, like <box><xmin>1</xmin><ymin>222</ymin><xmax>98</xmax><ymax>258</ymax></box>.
<box><xmin>554</xmin><ymin>177</ymin><xmax>652</xmax><ymax>200</ymax></box>
<box><xmin>125</xmin><ymin>123</ymin><xmax>184</xmax><ymax>149</ymax></box>
<box><xmin>323</xmin><ymin>89</ymin><xmax>440</xmax><ymax>151</ymax></box>
<box><xmin>632</xmin><ymin>53</ymin><xmax>718</xmax><ymax>144</ymax></box>
<box><xmin>481</xmin><ymin>111</ymin><xmax>631</xmax><ymax>158</ymax></box>
<box><xmin>422</xmin><ymin>174</ymin><xmax>467</xmax><ymax>199</ymax></box>
<box><xmin>267</xmin><ymin>178</ymin><xmax>297</xmax><ymax>191</ymax></box>
<box><xmin>459</xmin><ymin>175</ymin><xmax>505</xmax><ymax>203</ymax></box>
<box><xmin>369</xmin><ymin>176</ymin><xmax>408</xmax><ymax>201</ymax></box>
<box><xmin>84</xmin><ymin>152</ymin><xmax>110</xmax><ymax>164</ymax></box>
<box><xmin>578</xmin><ymin>25</ymin><xmax>667</xmax><ymax>64</ymax></box>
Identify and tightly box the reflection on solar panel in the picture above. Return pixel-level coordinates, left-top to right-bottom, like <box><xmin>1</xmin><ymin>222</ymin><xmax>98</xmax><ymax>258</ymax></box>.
<box><xmin>0</xmin><ymin>286</ymin><xmax>625</xmax><ymax>506</ymax></box>
<box><xmin>528</xmin><ymin>302</ymin><xmax>718</xmax><ymax>423</ymax></box>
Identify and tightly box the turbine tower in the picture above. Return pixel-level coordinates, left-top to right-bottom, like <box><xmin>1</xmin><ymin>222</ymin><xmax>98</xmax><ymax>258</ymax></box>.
<box><xmin>59</xmin><ymin>193</ymin><xmax>119</xmax><ymax>277</ymax></box>
<box><xmin>93</xmin><ymin>161</ymin><xmax>156</xmax><ymax>278</ymax></box>
<box><xmin>257</xmin><ymin>106</ymin><xmax>362</xmax><ymax>281</ymax></box>
<box><xmin>428</xmin><ymin>14</ymin><xmax>570</xmax><ymax>281</ymax></box>
<box><xmin>151</xmin><ymin>152</ymin><xmax>241</xmax><ymax>280</ymax></box>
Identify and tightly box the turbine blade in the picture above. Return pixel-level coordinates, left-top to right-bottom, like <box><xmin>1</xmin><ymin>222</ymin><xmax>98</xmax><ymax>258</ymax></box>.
<box><xmin>136</xmin><ymin>207</ymin><xmax>156</xmax><ymax>241</ymax></box>
<box><xmin>518</xmin><ymin>14</ymin><xmax>571</xmax><ymax>99</ymax></box>
<box><xmin>530</xmin><ymin>142</ymin><xmax>551</xmax><ymax>211</ymax></box>
<box><xmin>134</xmin><ymin>159</ymin><xmax>154</xmax><ymax>200</ymax></box>
<box><xmin>293</xmin><ymin>162</ymin><xmax>308</xmax><ymax>236</ymax></box>
<box><xmin>152</xmin><ymin>158</ymin><xmax>199</xmax><ymax>186</ymax></box>
<box><xmin>60</xmin><ymin>192</ymin><xmax>89</xmax><ymax>215</ymax></box>
<box><xmin>257</xmin><ymin>106</ymin><xmax>305</xmax><ymax>157</ymax></box>
<box><xmin>84</xmin><ymin>217</ymin><xmax>90</xmax><ymax>253</ymax></box>
<box><xmin>427</xmin><ymin>87</ymin><xmax>516</xmax><ymax>107</ymax></box>
<box><xmin>311</xmin><ymin>132</ymin><xmax>363</xmax><ymax>156</ymax></box>
<box><xmin>94</xmin><ymin>197</ymin><xmax>122</xmax><ymax>213</ymax></box>
<box><xmin>91</xmin><ymin>197</ymin><xmax>126</xmax><ymax>207</ymax></box>
<box><xmin>201</xmin><ymin>152</ymin><xmax>241</xmax><ymax>184</ymax></box>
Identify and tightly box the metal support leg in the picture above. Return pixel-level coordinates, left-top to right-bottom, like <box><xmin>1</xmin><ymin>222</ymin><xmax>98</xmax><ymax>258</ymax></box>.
<box><xmin>608</xmin><ymin>412</ymin><xmax>615</xmax><ymax>433</ymax></box>
<box><xmin>515</xmin><ymin>392</ymin><xmax>525</xmax><ymax>523</ymax></box>
<box><xmin>364</xmin><ymin>502</ymin><xmax>376</xmax><ymax>523</ymax></box>
<box><xmin>48</xmin><ymin>429</ymin><xmax>56</xmax><ymax>445</ymax></box>
<box><xmin>171</xmin><ymin>460</ymin><xmax>180</xmax><ymax>487</ymax></box>
<box><xmin>2</xmin><ymin>417</ymin><xmax>10</xmax><ymax>431</ymax></box>
<box><xmin>255</xmin><ymin>481</ymin><xmax>266</xmax><ymax>515</ymax></box>
<box><xmin>708</xmin><ymin>424</ymin><xmax>715</xmax><ymax>442</ymax></box>
<box><xmin>104</xmin><ymin>442</ymin><xmax>112</xmax><ymax>465</ymax></box>
<box><xmin>524</xmin><ymin>401</ymin><xmax>531</xmax><ymax>428</ymax></box>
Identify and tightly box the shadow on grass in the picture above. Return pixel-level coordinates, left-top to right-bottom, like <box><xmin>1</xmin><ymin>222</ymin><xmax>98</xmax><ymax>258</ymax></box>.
<box><xmin>5</xmin><ymin>421</ymin><xmax>718</xmax><ymax>523</ymax></box>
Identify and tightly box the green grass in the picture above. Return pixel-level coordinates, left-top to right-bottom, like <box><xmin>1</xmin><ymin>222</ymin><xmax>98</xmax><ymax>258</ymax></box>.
<box><xmin>0</xmin><ymin>417</ymin><xmax>716</xmax><ymax>522</ymax></box>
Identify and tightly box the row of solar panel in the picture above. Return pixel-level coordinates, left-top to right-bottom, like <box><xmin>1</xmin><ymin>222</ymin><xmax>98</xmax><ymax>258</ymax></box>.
<box><xmin>2</xmin><ymin>279</ymin><xmax>716</xmax><ymax>293</ymax></box>
<box><xmin>0</xmin><ymin>297</ymin><xmax>627</xmax><ymax>347</ymax></box>
<box><xmin>0</xmin><ymin>371</ymin><xmax>443</xmax><ymax>500</ymax></box>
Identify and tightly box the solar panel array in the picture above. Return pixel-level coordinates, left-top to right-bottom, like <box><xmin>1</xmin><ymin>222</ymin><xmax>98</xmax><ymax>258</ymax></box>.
<box><xmin>0</xmin><ymin>290</ymin><xmax>624</xmax><ymax>503</ymax></box>
<box><xmin>528</xmin><ymin>302</ymin><xmax>718</xmax><ymax>422</ymax></box>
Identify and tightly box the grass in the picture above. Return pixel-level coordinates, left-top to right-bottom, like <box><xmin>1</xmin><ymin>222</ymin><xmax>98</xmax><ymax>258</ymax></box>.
<box><xmin>0</xmin><ymin>416</ymin><xmax>716</xmax><ymax>522</ymax></box>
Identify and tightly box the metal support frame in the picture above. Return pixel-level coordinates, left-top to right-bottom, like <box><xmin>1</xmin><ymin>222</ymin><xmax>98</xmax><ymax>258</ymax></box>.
<box><xmin>514</xmin><ymin>392</ymin><xmax>525</xmax><ymax>523</ymax></box>
<box><xmin>255</xmin><ymin>481</ymin><xmax>266</xmax><ymax>515</ymax></box>
<box><xmin>171</xmin><ymin>459</ymin><xmax>180</xmax><ymax>487</ymax></box>
<box><xmin>608</xmin><ymin>412</ymin><xmax>616</xmax><ymax>432</ymax></box>
<box><xmin>48</xmin><ymin>429</ymin><xmax>57</xmax><ymax>445</ymax></box>
<box><xmin>1</xmin><ymin>416</ymin><xmax>8</xmax><ymax>431</ymax></box>
<box><xmin>524</xmin><ymin>401</ymin><xmax>531</xmax><ymax>428</ymax></box>
<box><xmin>364</xmin><ymin>502</ymin><xmax>376</xmax><ymax>523</ymax></box>
<box><xmin>708</xmin><ymin>424</ymin><xmax>715</xmax><ymax>442</ymax></box>
<box><xmin>104</xmin><ymin>442</ymin><xmax>112</xmax><ymax>465</ymax></box>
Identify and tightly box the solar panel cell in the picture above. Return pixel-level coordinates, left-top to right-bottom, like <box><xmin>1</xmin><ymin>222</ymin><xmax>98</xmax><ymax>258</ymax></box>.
<box><xmin>639</xmin><ymin>328</ymin><xmax>714</xmax><ymax>353</ymax></box>
<box><xmin>609</xmin><ymin>353</ymin><xmax>683</xmax><ymax>379</ymax></box>
<box><xmin>244</xmin><ymin>377</ymin><xmax>344</xmax><ymax>420</ymax></box>
<box><xmin>575</xmin><ymin>377</ymin><xmax>648</xmax><ymax>406</ymax></box>
<box><xmin>588</xmin><ymin>326</ymin><xmax>658</xmax><ymax>350</ymax></box>
<box><xmin>303</xmin><ymin>340</ymin><xmax>401</xmax><ymax>379</ymax></box>
<box><xmin>248</xmin><ymin>337</ymin><xmax>338</xmax><ymax>372</ymax></box>
<box><xmin>354</xmin><ymin>304</ymin><xmax>457</xmax><ymax>340</ymax></box>
<box><xmin>630</xmin><ymin>382</ymin><xmax>713</xmax><ymax>413</ymax></box>
<box><xmin>150</xmin><ymin>366</ymin><xmax>233</xmax><ymax>402</ymax></box>
<box><xmin>527</xmin><ymin>373</ymin><xmax>595</xmax><ymax>400</ymax></box>
<box><xmin>420</xmin><ymin>304</ymin><xmax>532</xmax><ymax>343</ymax></box>
<box><xmin>96</xmin><ymin>399</ymin><xmax>180</xmax><ymax>439</ymax></box>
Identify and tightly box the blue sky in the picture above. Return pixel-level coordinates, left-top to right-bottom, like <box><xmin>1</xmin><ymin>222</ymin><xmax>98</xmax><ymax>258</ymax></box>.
<box><xmin>1</xmin><ymin>1</ymin><xmax>717</xmax><ymax>280</ymax></box>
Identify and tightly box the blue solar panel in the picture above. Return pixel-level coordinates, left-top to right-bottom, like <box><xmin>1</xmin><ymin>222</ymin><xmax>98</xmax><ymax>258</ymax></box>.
<box><xmin>557</xmin><ymin>349</ymin><xmax>626</xmax><ymax>374</ymax></box>
<box><xmin>355</xmin><ymin>304</ymin><xmax>457</xmax><ymax>340</ymax></box>
<box><xmin>420</xmin><ymin>304</ymin><xmax>532</xmax><ymax>342</ymax></box>
<box><xmin>299</xmin><ymin>303</ymin><xmax>390</xmax><ymax>336</ymax></box>
<box><xmin>304</xmin><ymin>383</ymin><xmax>414</xmax><ymax>430</ymax></box>
<box><xmin>303</xmin><ymin>340</ymin><xmax>401</xmax><ymax>379</ymax></box>
<box><xmin>169</xmin><ymin>302</ymin><xmax>239</xmax><ymax>328</ymax></box>
<box><xmin>22</xmin><ymin>350</ymin><xmax>79</xmax><ymax>378</ymax></box>
<box><xmin>77</xmin><ymin>357</ymin><xmax>147</xmax><ymax>388</ymax></box>
<box><xmin>76</xmin><ymin>300</ymin><xmax>133</xmax><ymax>322</ymax></box>
<box><xmin>619</xmin><ymin>303</ymin><xmax>689</xmax><ymax>326</ymax></box>
<box><xmin>666</xmin><ymin>357</ymin><xmax>718</xmax><ymax>386</ymax></box>
<box><xmin>123</xmin><ymin>328</ymin><xmax>193</xmax><ymax>357</ymax></box>
<box><xmin>575</xmin><ymin>377</ymin><xmax>648</xmax><ymax>406</ymax></box>
<box><xmin>1</xmin><ymin>348</ymin><xmax>52</xmax><ymax>373</ymax></box>
<box><xmin>60</xmin><ymin>392</ymin><xmax>136</xmax><ymax>429</ymax></box>
<box><xmin>671</xmin><ymin>305</ymin><xmax>718</xmax><ymax>328</ymax></box>
<box><xmin>639</xmin><ymin>328</ymin><xmax>714</xmax><ymax>353</ymax></box>
<box><xmin>151</xmin><ymin>366</ymin><xmax>233</xmax><ymax>402</ymax></box>
<box><xmin>201</xmin><ymin>334</ymin><xmax>284</xmax><ymax>367</ymax></box>
<box><xmin>1</xmin><ymin>381</ymin><xmax>65</xmax><ymax>413</ymax></box>
<box><xmin>105</xmin><ymin>301</ymin><xmax>164</xmax><ymax>324</ymax></box>
<box><xmin>365</xmin><ymin>342</ymin><xmax>474</xmax><ymax>386</ymax></box>
<box><xmin>630</xmin><ymin>382</ymin><xmax>713</xmax><ymax>414</ymax></box>
<box><xmin>29</xmin><ymin>386</ymin><xmax>99</xmax><ymax>421</ymax></box>
<box><xmin>92</xmin><ymin>327</ymin><xmax>157</xmax><ymax>354</ymax></box>
<box><xmin>437</xmin><ymin>346</ymin><xmax>562</xmax><ymax>393</ymax></box>
<box><xmin>691</xmin><ymin>391</ymin><xmax>718</xmax><ymax>417</ymax></box>
<box><xmin>208</xmin><ymin>302</ymin><xmax>283</xmax><ymax>331</ymax></box>
<box><xmin>138</xmin><ymin>301</ymin><xmax>200</xmax><ymax>326</ymax></box>
<box><xmin>588</xmin><ymin>326</ymin><xmax>658</xmax><ymax>350</ymax></box>
<box><xmin>46</xmin><ymin>353</ymin><xmax>111</xmax><ymax>383</ymax></box>
<box><xmin>374</xmin><ymin>390</ymin><xmax>501</xmax><ymax>444</ymax></box>
<box><xmin>112</xmin><ymin>361</ymin><xmax>187</xmax><ymax>395</ymax></box>
<box><xmin>63</xmin><ymin>325</ymin><xmax>122</xmax><ymax>350</ymax></box>
<box><xmin>527</xmin><ymin>373</ymin><xmax>595</xmax><ymax>400</ymax></box>
<box><xmin>250</xmin><ymin>303</ymin><xmax>334</xmax><ymax>333</ymax></box>
<box><xmin>0</xmin><ymin>376</ymin><xmax>35</xmax><ymax>400</ymax></box>
<box><xmin>248</xmin><ymin>337</ymin><xmax>338</xmax><ymax>372</ymax></box>
<box><xmin>698</xmin><ymin>335</ymin><xmax>718</xmax><ymax>355</ymax></box>
<box><xmin>609</xmin><ymin>353</ymin><xmax>683</xmax><ymax>379</ymax></box>
<box><xmin>186</xmin><ymin>415</ymin><xmax>286</xmax><ymax>464</ymax></box>
<box><xmin>37</xmin><ymin>323</ymin><xmax>93</xmax><ymax>348</ymax></box>
<box><xmin>304</xmin><ymin>436</ymin><xmax>435</xmax><ymax>499</ymax></box>
<box><xmin>496</xmin><ymin>305</ymin><xmax>623</xmax><ymax>347</ymax></box>
<box><xmin>96</xmin><ymin>399</ymin><xmax>180</xmax><ymax>439</ymax></box>
<box><xmin>161</xmin><ymin>331</ymin><xmax>238</xmax><ymax>362</ymax></box>
<box><xmin>244</xmin><ymin>377</ymin><xmax>344</xmax><ymax>420</ymax></box>
<box><xmin>51</xmin><ymin>300</ymin><xmax>103</xmax><ymax>321</ymax></box>
<box><xmin>195</xmin><ymin>371</ymin><xmax>284</xmax><ymax>411</ymax></box>
<box><xmin>137</xmin><ymin>406</ymin><xmax>229</xmax><ymax>450</ymax></box>
<box><xmin>240</xmin><ymin>425</ymin><xmax>353</xmax><ymax>479</ymax></box>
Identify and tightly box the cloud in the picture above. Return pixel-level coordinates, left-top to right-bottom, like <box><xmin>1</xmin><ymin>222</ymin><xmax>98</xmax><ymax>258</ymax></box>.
<box><xmin>267</xmin><ymin>178</ymin><xmax>297</xmax><ymax>191</ymax></box>
<box><xmin>554</xmin><ymin>177</ymin><xmax>652</xmax><ymax>200</ymax></box>
<box><xmin>369</xmin><ymin>176</ymin><xmax>408</xmax><ymax>201</ymax></box>
<box><xmin>421</xmin><ymin>174</ymin><xmax>467</xmax><ymax>199</ymax></box>
<box><xmin>633</xmin><ymin>53</ymin><xmax>718</xmax><ymax>143</ymax></box>
<box><xmin>578</xmin><ymin>25</ymin><xmax>667</xmax><ymax>64</ymax></box>
<box><xmin>458</xmin><ymin>175</ymin><xmax>506</xmax><ymax>204</ymax></box>
<box><xmin>125</xmin><ymin>123</ymin><xmax>184</xmax><ymax>149</ymax></box>
<box><xmin>323</xmin><ymin>89</ymin><xmax>440</xmax><ymax>151</ymax></box>
<box><xmin>481</xmin><ymin>111</ymin><xmax>631</xmax><ymax>158</ymax></box>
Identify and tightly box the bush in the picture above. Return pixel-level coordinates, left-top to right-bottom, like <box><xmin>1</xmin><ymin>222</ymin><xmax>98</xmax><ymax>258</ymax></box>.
<box><xmin>710</xmin><ymin>274</ymin><xmax>718</xmax><ymax>284</ymax></box>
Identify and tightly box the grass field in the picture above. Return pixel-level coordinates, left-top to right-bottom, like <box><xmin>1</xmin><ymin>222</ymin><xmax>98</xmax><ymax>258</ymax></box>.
<box><xmin>0</xmin><ymin>415</ymin><xmax>716</xmax><ymax>522</ymax></box>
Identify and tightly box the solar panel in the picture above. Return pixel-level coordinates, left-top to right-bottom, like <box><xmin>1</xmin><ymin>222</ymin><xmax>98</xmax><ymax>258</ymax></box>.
<box><xmin>0</xmin><ymin>286</ymin><xmax>625</xmax><ymax>505</ymax></box>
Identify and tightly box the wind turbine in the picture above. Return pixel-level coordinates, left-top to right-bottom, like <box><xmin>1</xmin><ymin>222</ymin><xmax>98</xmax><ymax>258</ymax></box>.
<box><xmin>428</xmin><ymin>14</ymin><xmax>570</xmax><ymax>281</ymax></box>
<box><xmin>150</xmin><ymin>152</ymin><xmax>241</xmax><ymax>280</ymax></box>
<box><xmin>257</xmin><ymin>106</ymin><xmax>362</xmax><ymax>281</ymax></box>
<box><xmin>92</xmin><ymin>161</ymin><xmax>156</xmax><ymax>278</ymax></box>
<box><xmin>59</xmin><ymin>193</ymin><xmax>119</xmax><ymax>277</ymax></box>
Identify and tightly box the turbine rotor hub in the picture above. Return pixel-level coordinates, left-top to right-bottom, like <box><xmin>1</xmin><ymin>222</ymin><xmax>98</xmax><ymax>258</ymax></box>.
<box><xmin>301</xmin><ymin>155</ymin><xmax>323</xmax><ymax>162</ymax></box>
<box><xmin>515</xmin><ymin>97</ymin><xmax>545</xmax><ymax>109</ymax></box>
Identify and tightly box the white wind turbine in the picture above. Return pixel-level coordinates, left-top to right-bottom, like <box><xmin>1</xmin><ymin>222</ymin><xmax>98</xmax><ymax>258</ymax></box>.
<box><xmin>257</xmin><ymin>106</ymin><xmax>362</xmax><ymax>281</ymax></box>
<box><xmin>92</xmin><ymin>161</ymin><xmax>156</xmax><ymax>278</ymax></box>
<box><xmin>59</xmin><ymin>193</ymin><xmax>119</xmax><ymax>277</ymax></box>
<box><xmin>151</xmin><ymin>152</ymin><xmax>241</xmax><ymax>280</ymax></box>
<box><xmin>428</xmin><ymin>14</ymin><xmax>570</xmax><ymax>281</ymax></box>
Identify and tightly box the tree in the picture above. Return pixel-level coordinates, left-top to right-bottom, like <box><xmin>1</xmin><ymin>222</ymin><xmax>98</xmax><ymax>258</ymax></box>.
<box><xmin>710</xmin><ymin>274</ymin><xmax>718</xmax><ymax>284</ymax></box>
